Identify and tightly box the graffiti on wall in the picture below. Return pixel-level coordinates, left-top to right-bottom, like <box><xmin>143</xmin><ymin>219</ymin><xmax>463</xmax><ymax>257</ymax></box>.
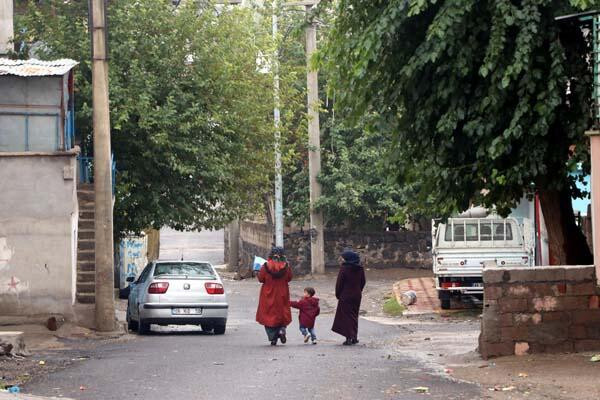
<box><xmin>118</xmin><ymin>236</ymin><xmax>148</xmax><ymax>289</ymax></box>
<box><xmin>1</xmin><ymin>276</ymin><xmax>29</xmax><ymax>295</ymax></box>
<box><xmin>0</xmin><ymin>238</ymin><xmax>13</xmax><ymax>271</ymax></box>
<box><xmin>0</xmin><ymin>238</ymin><xmax>29</xmax><ymax>295</ymax></box>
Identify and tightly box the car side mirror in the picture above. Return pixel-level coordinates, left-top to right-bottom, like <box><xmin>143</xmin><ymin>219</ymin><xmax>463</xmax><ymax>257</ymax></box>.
<box><xmin>126</xmin><ymin>276</ymin><xmax>135</xmax><ymax>283</ymax></box>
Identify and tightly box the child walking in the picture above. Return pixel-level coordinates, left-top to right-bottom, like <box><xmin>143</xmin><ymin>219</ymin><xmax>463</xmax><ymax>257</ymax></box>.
<box><xmin>290</xmin><ymin>287</ymin><xmax>320</xmax><ymax>344</ymax></box>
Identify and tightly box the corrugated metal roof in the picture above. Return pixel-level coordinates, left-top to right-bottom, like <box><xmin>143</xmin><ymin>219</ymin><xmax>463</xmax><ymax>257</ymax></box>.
<box><xmin>0</xmin><ymin>58</ymin><xmax>78</xmax><ymax>77</ymax></box>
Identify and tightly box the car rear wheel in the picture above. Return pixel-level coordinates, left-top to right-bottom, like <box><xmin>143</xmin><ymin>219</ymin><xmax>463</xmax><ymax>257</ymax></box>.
<box><xmin>213</xmin><ymin>324</ymin><xmax>226</xmax><ymax>335</ymax></box>
<box><xmin>126</xmin><ymin>312</ymin><xmax>138</xmax><ymax>331</ymax></box>
<box><xmin>137</xmin><ymin>320</ymin><xmax>150</xmax><ymax>334</ymax></box>
<box><xmin>126</xmin><ymin>302</ymin><xmax>138</xmax><ymax>331</ymax></box>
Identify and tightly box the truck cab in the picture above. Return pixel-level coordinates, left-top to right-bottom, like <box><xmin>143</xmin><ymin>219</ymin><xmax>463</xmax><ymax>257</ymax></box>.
<box><xmin>432</xmin><ymin>216</ymin><xmax>533</xmax><ymax>309</ymax></box>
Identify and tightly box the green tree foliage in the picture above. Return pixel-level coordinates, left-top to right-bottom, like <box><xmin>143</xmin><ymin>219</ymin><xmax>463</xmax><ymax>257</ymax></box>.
<box><xmin>318</xmin><ymin>114</ymin><xmax>406</xmax><ymax>229</ymax></box>
<box><xmin>14</xmin><ymin>0</ymin><xmax>277</xmax><ymax>236</ymax></box>
<box><xmin>280</xmin><ymin>8</ymin><xmax>407</xmax><ymax>231</ymax></box>
<box><xmin>324</xmin><ymin>0</ymin><xmax>599</xmax><ymax>263</ymax></box>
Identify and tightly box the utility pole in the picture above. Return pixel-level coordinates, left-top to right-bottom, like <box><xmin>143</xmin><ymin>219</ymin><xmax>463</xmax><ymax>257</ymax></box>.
<box><xmin>90</xmin><ymin>0</ymin><xmax>115</xmax><ymax>331</ymax></box>
<box><xmin>227</xmin><ymin>219</ymin><xmax>240</xmax><ymax>272</ymax></box>
<box><xmin>305</xmin><ymin>4</ymin><xmax>324</xmax><ymax>274</ymax></box>
<box><xmin>272</xmin><ymin>0</ymin><xmax>284</xmax><ymax>248</ymax></box>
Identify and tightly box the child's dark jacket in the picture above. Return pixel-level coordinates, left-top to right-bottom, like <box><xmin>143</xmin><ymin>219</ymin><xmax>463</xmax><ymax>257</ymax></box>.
<box><xmin>290</xmin><ymin>296</ymin><xmax>320</xmax><ymax>328</ymax></box>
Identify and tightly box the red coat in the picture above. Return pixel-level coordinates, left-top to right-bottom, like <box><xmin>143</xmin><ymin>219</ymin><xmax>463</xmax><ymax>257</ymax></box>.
<box><xmin>290</xmin><ymin>296</ymin><xmax>320</xmax><ymax>328</ymax></box>
<box><xmin>255</xmin><ymin>262</ymin><xmax>293</xmax><ymax>327</ymax></box>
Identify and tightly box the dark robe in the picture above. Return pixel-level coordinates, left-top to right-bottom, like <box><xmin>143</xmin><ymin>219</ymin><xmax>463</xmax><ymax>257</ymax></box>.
<box><xmin>332</xmin><ymin>263</ymin><xmax>366</xmax><ymax>339</ymax></box>
<box><xmin>256</xmin><ymin>262</ymin><xmax>292</xmax><ymax>328</ymax></box>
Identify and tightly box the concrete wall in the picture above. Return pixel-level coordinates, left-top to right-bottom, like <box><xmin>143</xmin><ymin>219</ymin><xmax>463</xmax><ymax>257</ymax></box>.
<box><xmin>479</xmin><ymin>265</ymin><xmax>600</xmax><ymax>359</ymax></box>
<box><xmin>237</xmin><ymin>221</ymin><xmax>431</xmax><ymax>275</ymax></box>
<box><xmin>0</xmin><ymin>151</ymin><xmax>79</xmax><ymax>318</ymax></box>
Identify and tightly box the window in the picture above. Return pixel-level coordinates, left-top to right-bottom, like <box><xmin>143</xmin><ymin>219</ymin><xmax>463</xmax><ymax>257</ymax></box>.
<box><xmin>136</xmin><ymin>263</ymin><xmax>153</xmax><ymax>284</ymax></box>
<box><xmin>445</xmin><ymin>221</ymin><xmax>514</xmax><ymax>242</ymax></box>
<box><xmin>153</xmin><ymin>262</ymin><xmax>215</xmax><ymax>279</ymax></box>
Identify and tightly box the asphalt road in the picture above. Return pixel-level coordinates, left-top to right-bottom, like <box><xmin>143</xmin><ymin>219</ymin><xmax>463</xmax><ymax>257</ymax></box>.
<box><xmin>24</xmin><ymin>277</ymin><xmax>480</xmax><ymax>400</ymax></box>
<box><xmin>24</xmin><ymin>229</ymin><xmax>481</xmax><ymax>399</ymax></box>
<box><xmin>158</xmin><ymin>228</ymin><xmax>224</xmax><ymax>265</ymax></box>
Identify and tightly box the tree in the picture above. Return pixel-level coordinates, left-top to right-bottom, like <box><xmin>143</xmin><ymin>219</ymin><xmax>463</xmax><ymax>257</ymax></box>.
<box><xmin>324</xmin><ymin>0</ymin><xmax>598</xmax><ymax>264</ymax></box>
<box><xmin>14</xmin><ymin>0</ymin><xmax>276</xmax><ymax>236</ymax></box>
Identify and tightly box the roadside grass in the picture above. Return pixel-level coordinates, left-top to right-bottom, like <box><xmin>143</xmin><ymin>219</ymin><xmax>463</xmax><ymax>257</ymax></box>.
<box><xmin>383</xmin><ymin>294</ymin><xmax>405</xmax><ymax>316</ymax></box>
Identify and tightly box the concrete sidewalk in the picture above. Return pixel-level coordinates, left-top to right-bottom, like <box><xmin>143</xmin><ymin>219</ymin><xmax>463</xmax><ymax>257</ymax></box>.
<box><xmin>0</xmin><ymin>393</ymin><xmax>73</xmax><ymax>400</ymax></box>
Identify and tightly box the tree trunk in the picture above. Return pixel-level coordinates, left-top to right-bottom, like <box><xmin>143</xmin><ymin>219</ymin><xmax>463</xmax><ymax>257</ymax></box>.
<box><xmin>538</xmin><ymin>188</ymin><xmax>593</xmax><ymax>265</ymax></box>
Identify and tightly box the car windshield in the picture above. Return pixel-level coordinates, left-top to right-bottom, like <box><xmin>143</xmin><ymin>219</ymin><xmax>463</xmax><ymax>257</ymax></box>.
<box><xmin>153</xmin><ymin>262</ymin><xmax>215</xmax><ymax>279</ymax></box>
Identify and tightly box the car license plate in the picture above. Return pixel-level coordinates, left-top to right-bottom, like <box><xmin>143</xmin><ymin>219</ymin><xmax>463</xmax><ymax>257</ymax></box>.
<box><xmin>172</xmin><ymin>308</ymin><xmax>202</xmax><ymax>315</ymax></box>
<box><xmin>472</xmin><ymin>282</ymin><xmax>483</xmax><ymax>288</ymax></box>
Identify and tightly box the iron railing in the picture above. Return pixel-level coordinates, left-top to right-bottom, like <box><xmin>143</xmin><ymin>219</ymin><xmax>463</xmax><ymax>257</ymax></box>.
<box><xmin>77</xmin><ymin>154</ymin><xmax>116</xmax><ymax>195</ymax></box>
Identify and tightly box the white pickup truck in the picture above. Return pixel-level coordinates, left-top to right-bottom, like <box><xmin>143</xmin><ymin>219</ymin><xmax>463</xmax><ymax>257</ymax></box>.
<box><xmin>432</xmin><ymin>215</ymin><xmax>534</xmax><ymax>309</ymax></box>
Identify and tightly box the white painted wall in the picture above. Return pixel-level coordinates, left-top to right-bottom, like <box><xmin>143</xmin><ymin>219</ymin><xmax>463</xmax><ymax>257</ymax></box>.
<box><xmin>0</xmin><ymin>152</ymin><xmax>78</xmax><ymax>317</ymax></box>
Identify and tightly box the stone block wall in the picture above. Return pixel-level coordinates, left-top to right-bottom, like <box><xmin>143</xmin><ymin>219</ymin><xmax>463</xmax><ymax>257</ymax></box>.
<box><xmin>234</xmin><ymin>221</ymin><xmax>432</xmax><ymax>276</ymax></box>
<box><xmin>479</xmin><ymin>265</ymin><xmax>600</xmax><ymax>359</ymax></box>
<box><xmin>239</xmin><ymin>221</ymin><xmax>273</xmax><ymax>272</ymax></box>
<box><xmin>285</xmin><ymin>230</ymin><xmax>431</xmax><ymax>274</ymax></box>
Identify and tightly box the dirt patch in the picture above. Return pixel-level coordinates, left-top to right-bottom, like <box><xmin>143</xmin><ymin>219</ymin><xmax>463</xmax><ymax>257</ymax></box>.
<box><xmin>449</xmin><ymin>352</ymin><xmax>600</xmax><ymax>400</ymax></box>
<box><xmin>0</xmin><ymin>324</ymin><xmax>131</xmax><ymax>390</ymax></box>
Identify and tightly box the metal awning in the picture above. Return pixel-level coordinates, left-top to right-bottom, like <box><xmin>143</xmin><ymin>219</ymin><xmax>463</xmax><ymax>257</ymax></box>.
<box><xmin>0</xmin><ymin>58</ymin><xmax>78</xmax><ymax>77</ymax></box>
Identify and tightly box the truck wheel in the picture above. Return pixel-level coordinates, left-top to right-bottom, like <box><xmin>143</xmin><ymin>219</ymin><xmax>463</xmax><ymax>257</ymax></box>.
<box><xmin>440</xmin><ymin>298</ymin><xmax>451</xmax><ymax>310</ymax></box>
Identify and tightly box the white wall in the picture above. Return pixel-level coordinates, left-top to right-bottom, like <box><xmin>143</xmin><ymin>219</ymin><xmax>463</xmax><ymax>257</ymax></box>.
<box><xmin>0</xmin><ymin>152</ymin><xmax>78</xmax><ymax>317</ymax></box>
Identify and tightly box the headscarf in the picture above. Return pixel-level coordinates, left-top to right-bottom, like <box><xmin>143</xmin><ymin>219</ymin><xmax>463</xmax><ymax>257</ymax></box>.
<box><xmin>341</xmin><ymin>249</ymin><xmax>361</xmax><ymax>267</ymax></box>
<box><xmin>266</xmin><ymin>246</ymin><xmax>288</xmax><ymax>277</ymax></box>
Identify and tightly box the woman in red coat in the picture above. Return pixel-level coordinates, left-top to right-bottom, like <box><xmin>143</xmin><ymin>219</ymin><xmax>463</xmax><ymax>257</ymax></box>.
<box><xmin>256</xmin><ymin>247</ymin><xmax>293</xmax><ymax>345</ymax></box>
<box><xmin>332</xmin><ymin>250</ymin><xmax>366</xmax><ymax>345</ymax></box>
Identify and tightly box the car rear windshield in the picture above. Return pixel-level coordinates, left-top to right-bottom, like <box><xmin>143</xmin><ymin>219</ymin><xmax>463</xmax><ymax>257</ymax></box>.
<box><xmin>153</xmin><ymin>262</ymin><xmax>215</xmax><ymax>279</ymax></box>
<box><xmin>444</xmin><ymin>221</ymin><xmax>513</xmax><ymax>242</ymax></box>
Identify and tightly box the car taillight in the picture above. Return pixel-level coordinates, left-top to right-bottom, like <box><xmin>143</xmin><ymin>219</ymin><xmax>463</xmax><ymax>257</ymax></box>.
<box><xmin>148</xmin><ymin>282</ymin><xmax>169</xmax><ymax>294</ymax></box>
<box><xmin>205</xmin><ymin>282</ymin><xmax>224</xmax><ymax>295</ymax></box>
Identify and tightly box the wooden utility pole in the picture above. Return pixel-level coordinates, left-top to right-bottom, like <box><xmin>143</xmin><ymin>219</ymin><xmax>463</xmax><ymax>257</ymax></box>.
<box><xmin>91</xmin><ymin>0</ymin><xmax>115</xmax><ymax>331</ymax></box>
<box><xmin>305</xmin><ymin>5</ymin><xmax>324</xmax><ymax>274</ymax></box>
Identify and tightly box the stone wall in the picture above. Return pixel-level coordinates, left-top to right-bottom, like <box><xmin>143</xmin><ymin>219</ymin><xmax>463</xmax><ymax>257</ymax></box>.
<box><xmin>239</xmin><ymin>221</ymin><xmax>273</xmax><ymax>272</ymax></box>
<box><xmin>235</xmin><ymin>221</ymin><xmax>431</xmax><ymax>275</ymax></box>
<box><xmin>479</xmin><ymin>265</ymin><xmax>600</xmax><ymax>359</ymax></box>
<box><xmin>285</xmin><ymin>230</ymin><xmax>431</xmax><ymax>274</ymax></box>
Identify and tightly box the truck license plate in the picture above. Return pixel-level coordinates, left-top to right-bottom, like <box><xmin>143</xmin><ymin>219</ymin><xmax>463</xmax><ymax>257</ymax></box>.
<box><xmin>172</xmin><ymin>308</ymin><xmax>202</xmax><ymax>315</ymax></box>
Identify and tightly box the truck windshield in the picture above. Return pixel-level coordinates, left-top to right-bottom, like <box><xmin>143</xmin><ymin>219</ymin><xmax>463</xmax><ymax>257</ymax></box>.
<box><xmin>444</xmin><ymin>221</ymin><xmax>513</xmax><ymax>242</ymax></box>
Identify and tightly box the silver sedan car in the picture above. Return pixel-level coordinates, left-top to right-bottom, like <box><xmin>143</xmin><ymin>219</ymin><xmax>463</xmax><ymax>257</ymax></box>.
<box><xmin>126</xmin><ymin>260</ymin><xmax>228</xmax><ymax>334</ymax></box>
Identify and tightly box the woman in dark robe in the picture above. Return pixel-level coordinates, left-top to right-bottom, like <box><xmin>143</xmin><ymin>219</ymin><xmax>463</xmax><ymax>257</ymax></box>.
<box><xmin>332</xmin><ymin>250</ymin><xmax>366</xmax><ymax>345</ymax></box>
<box><xmin>256</xmin><ymin>247</ymin><xmax>293</xmax><ymax>345</ymax></box>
